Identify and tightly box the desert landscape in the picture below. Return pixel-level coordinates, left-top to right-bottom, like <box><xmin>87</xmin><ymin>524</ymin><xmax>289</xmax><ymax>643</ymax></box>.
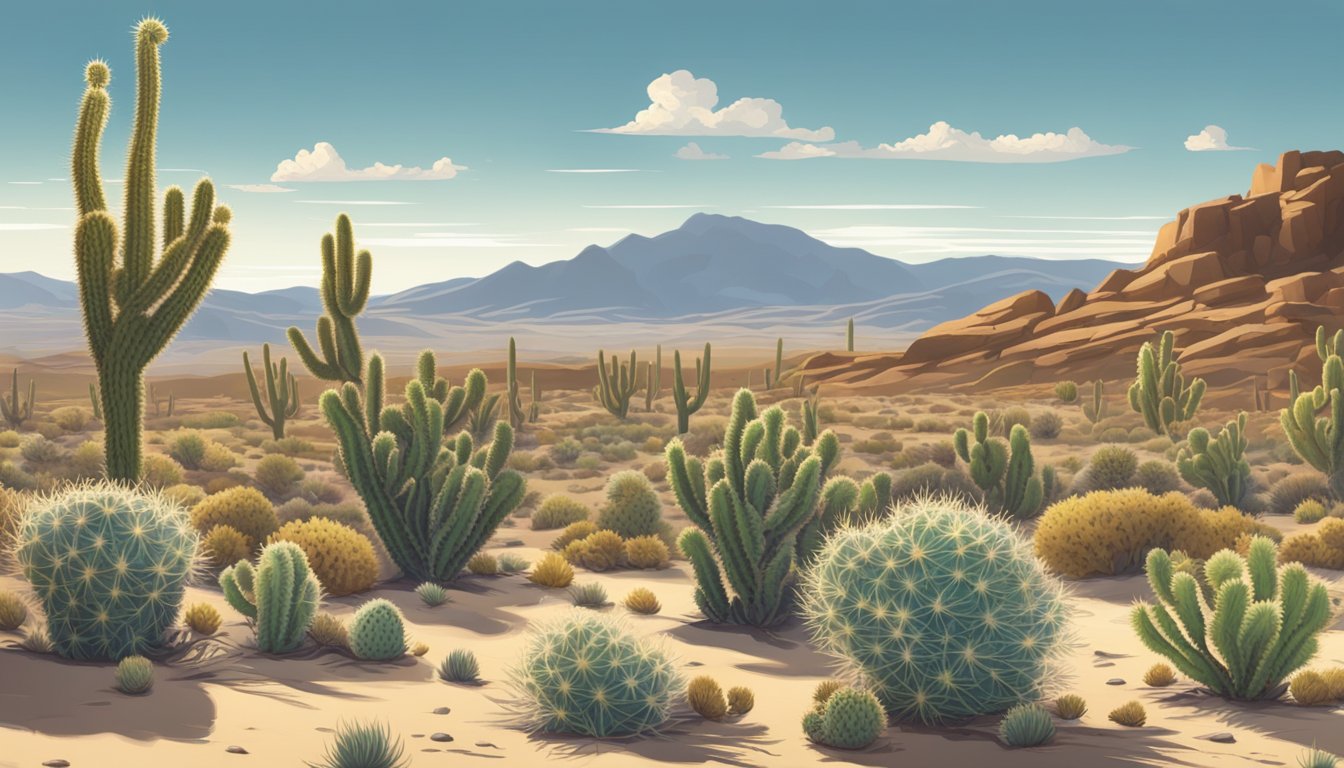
<box><xmin>5</xmin><ymin>7</ymin><xmax>1344</xmax><ymax>768</ymax></box>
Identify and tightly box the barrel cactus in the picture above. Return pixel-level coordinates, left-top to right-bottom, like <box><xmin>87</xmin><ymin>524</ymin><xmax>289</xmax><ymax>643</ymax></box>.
<box><xmin>509</xmin><ymin>611</ymin><xmax>680</xmax><ymax>737</ymax></box>
<box><xmin>801</xmin><ymin>496</ymin><xmax>1069</xmax><ymax>723</ymax></box>
<box><xmin>348</xmin><ymin>598</ymin><xmax>407</xmax><ymax>660</ymax></box>
<box><xmin>15</xmin><ymin>482</ymin><xmax>198</xmax><ymax>660</ymax></box>
<box><xmin>803</xmin><ymin>685</ymin><xmax>886</xmax><ymax>750</ymax></box>
<box><xmin>219</xmin><ymin>541</ymin><xmax>320</xmax><ymax>654</ymax></box>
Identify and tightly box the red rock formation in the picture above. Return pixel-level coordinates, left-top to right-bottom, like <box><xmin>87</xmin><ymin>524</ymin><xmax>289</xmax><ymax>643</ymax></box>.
<box><xmin>799</xmin><ymin>151</ymin><xmax>1344</xmax><ymax>394</ymax></box>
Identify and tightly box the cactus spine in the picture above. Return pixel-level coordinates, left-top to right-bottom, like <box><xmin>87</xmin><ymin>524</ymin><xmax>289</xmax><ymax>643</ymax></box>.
<box><xmin>1128</xmin><ymin>330</ymin><xmax>1206</xmax><ymax>437</ymax></box>
<box><xmin>72</xmin><ymin>20</ymin><xmax>231</xmax><ymax>481</ymax></box>
<box><xmin>1082</xmin><ymin>379</ymin><xmax>1106</xmax><ymax>424</ymax></box>
<box><xmin>1</xmin><ymin>369</ymin><xmax>34</xmax><ymax>429</ymax></box>
<box><xmin>219</xmin><ymin>541</ymin><xmax>320</xmax><ymax>654</ymax></box>
<box><xmin>672</xmin><ymin>343</ymin><xmax>711</xmax><ymax>434</ymax></box>
<box><xmin>1281</xmin><ymin>326</ymin><xmax>1344</xmax><ymax>498</ymax></box>
<box><xmin>1177</xmin><ymin>412</ymin><xmax>1251</xmax><ymax>508</ymax></box>
<box><xmin>846</xmin><ymin>319</ymin><xmax>854</xmax><ymax>352</ymax></box>
<box><xmin>667</xmin><ymin>389</ymin><xmax>846</xmax><ymax>626</ymax></box>
<box><xmin>244</xmin><ymin>343</ymin><xmax>300</xmax><ymax>439</ymax></box>
<box><xmin>505</xmin><ymin>337</ymin><xmax>527</xmax><ymax>428</ymax></box>
<box><xmin>644</xmin><ymin>344</ymin><xmax>661</xmax><ymax>412</ymax></box>
<box><xmin>596</xmin><ymin>349</ymin><xmax>639</xmax><ymax>420</ymax></box>
<box><xmin>287</xmin><ymin>214</ymin><xmax>370</xmax><ymax>385</ymax></box>
<box><xmin>1132</xmin><ymin>538</ymin><xmax>1331</xmax><ymax>700</ymax></box>
<box><xmin>953</xmin><ymin>412</ymin><xmax>1053</xmax><ymax>519</ymax></box>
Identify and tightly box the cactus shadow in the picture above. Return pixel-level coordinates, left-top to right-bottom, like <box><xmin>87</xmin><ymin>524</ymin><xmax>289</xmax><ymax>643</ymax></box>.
<box><xmin>665</xmin><ymin>619</ymin><xmax>833</xmax><ymax>678</ymax></box>
<box><xmin>529</xmin><ymin>716</ymin><xmax>780</xmax><ymax>767</ymax></box>
<box><xmin>1152</xmin><ymin>686</ymin><xmax>1344</xmax><ymax>756</ymax></box>
<box><xmin>330</xmin><ymin>579</ymin><xmax>540</xmax><ymax>636</ymax></box>
<box><xmin>1065</xmin><ymin>573</ymin><xmax>1154</xmax><ymax>606</ymax></box>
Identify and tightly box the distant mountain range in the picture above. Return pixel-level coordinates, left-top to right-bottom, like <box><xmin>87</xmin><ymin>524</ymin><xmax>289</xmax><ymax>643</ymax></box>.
<box><xmin>0</xmin><ymin>213</ymin><xmax>1132</xmax><ymax>362</ymax></box>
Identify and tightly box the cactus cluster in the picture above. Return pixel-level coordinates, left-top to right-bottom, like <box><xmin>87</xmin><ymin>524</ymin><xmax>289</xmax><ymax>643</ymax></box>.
<box><xmin>220</xmin><ymin>541</ymin><xmax>320</xmax><ymax>654</ymax></box>
<box><xmin>244</xmin><ymin>343</ymin><xmax>300</xmax><ymax>439</ymax></box>
<box><xmin>802</xmin><ymin>685</ymin><xmax>885</xmax><ymax>750</ymax></box>
<box><xmin>1128</xmin><ymin>330</ymin><xmax>1206</xmax><ymax>437</ymax></box>
<box><xmin>801</xmin><ymin>497</ymin><xmax>1068</xmax><ymax>723</ymax></box>
<box><xmin>668</xmin><ymin>389</ymin><xmax>852</xmax><ymax>626</ymax></box>
<box><xmin>1132</xmin><ymin>537</ymin><xmax>1331</xmax><ymax>700</ymax></box>
<box><xmin>509</xmin><ymin>611</ymin><xmax>680</xmax><ymax>737</ymax></box>
<box><xmin>15</xmin><ymin>482</ymin><xmax>198</xmax><ymax>659</ymax></box>
<box><xmin>1</xmin><ymin>369</ymin><xmax>35</xmax><ymax>429</ymax></box>
<box><xmin>953</xmin><ymin>412</ymin><xmax>1054</xmax><ymax>519</ymax></box>
<box><xmin>1177</xmin><ymin>411</ymin><xmax>1252</xmax><ymax>508</ymax></box>
<box><xmin>1281</xmin><ymin>327</ymin><xmax>1344</xmax><ymax>499</ymax></box>
<box><xmin>72</xmin><ymin>19</ymin><xmax>232</xmax><ymax>481</ymax></box>
<box><xmin>348</xmin><ymin>598</ymin><xmax>407</xmax><ymax>660</ymax></box>
<box><xmin>321</xmin><ymin>351</ymin><xmax>524</xmax><ymax>582</ymax></box>
<box><xmin>672</xmin><ymin>343</ymin><xmax>711</xmax><ymax>434</ymax></box>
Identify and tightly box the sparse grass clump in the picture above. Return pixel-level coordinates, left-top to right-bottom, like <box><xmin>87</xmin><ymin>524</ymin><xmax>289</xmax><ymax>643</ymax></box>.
<box><xmin>1030</xmin><ymin>410</ymin><xmax>1063</xmax><ymax>440</ymax></box>
<box><xmin>532</xmin><ymin>494</ymin><xmax>589</xmax><ymax>530</ymax></box>
<box><xmin>727</xmin><ymin>686</ymin><xmax>754</xmax><ymax>716</ymax></box>
<box><xmin>1300</xmin><ymin>747</ymin><xmax>1341</xmax><ymax>768</ymax></box>
<box><xmin>527</xmin><ymin>552</ymin><xmax>574</xmax><ymax>588</ymax></box>
<box><xmin>569</xmin><ymin>581</ymin><xmax>609</xmax><ymax>607</ymax></box>
<box><xmin>1291</xmin><ymin>670</ymin><xmax>1335</xmax><ymax>706</ymax></box>
<box><xmin>998</xmin><ymin>703</ymin><xmax>1055</xmax><ymax>747</ymax></box>
<box><xmin>1143</xmin><ymin>663</ymin><xmax>1177</xmax><ymax>687</ymax></box>
<box><xmin>307</xmin><ymin>720</ymin><xmax>409</xmax><ymax>768</ymax></box>
<box><xmin>497</xmin><ymin>553</ymin><xmax>530</xmax><ymax>574</ymax></box>
<box><xmin>623</xmin><ymin>587</ymin><xmax>661</xmax><ymax>615</ymax></box>
<box><xmin>438</xmin><ymin>649</ymin><xmax>480</xmax><ymax>683</ymax></box>
<box><xmin>687</xmin><ymin>675</ymin><xmax>728</xmax><ymax>719</ymax></box>
<box><xmin>1296</xmin><ymin>499</ymin><xmax>1329</xmax><ymax>524</ymax></box>
<box><xmin>1270</xmin><ymin>474</ymin><xmax>1330</xmax><ymax>516</ymax></box>
<box><xmin>309</xmin><ymin>613</ymin><xmax>349</xmax><ymax>649</ymax></box>
<box><xmin>415</xmin><ymin>582</ymin><xmax>449</xmax><ymax>607</ymax></box>
<box><xmin>254</xmin><ymin>454</ymin><xmax>304</xmax><ymax>498</ymax></box>
<box><xmin>1108</xmin><ymin>701</ymin><xmax>1146</xmax><ymax>727</ymax></box>
<box><xmin>467</xmin><ymin>552</ymin><xmax>499</xmax><ymax>576</ymax></box>
<box><xmin>0</xmin><ymin>590</ymin><xmax>28</xmax><ymax>630</ymax></box>
<box><xmin>1055</xmin><ymin>693</ymin><xmax>1087</xmax><ymax>720</ymax></box>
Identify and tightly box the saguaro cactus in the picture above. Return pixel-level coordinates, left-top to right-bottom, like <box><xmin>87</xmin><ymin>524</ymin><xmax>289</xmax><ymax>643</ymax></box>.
<box><xmin>244</xmin><ymin>343</ymin><xmax>300</xmax><ymax>439</ymax></box>
<box><xmin>506</xmin><ymin>337</ymin><xmax>527</xmax><ymax>428</ymax></box>
<box><xmin>953</xmin><ymin>412</ymin><xmax>1053</xmax><ymax>519</ymax></box>
<box><xmin>596</xmin><ymin>349</ymin><xmax>639</xmax><ymax>420</ymax></box>
<box><xmin>1281</xmin><ymin>327</ymin><xmax>1344</xmax><ymax>498</ymax></box>
<box><xmin>0</xmin><ymin>369</ymin><xmax>34</xmax><ymax>429</ymax></box>
<box><xmin>773</xmin><ymin>337</ymin><xmax>785</xmax><ymax>388</ymax></box>
<box><xmin>672</xmin><ymin>343</ymin><xmax>711</xmax><ymax>434</ymax></box>
<box><xmin>846</xmin><ymin>319</ymin><xmax>855</xmax><ymax>352</ymax></box>
<box><xmin>644</xmin><ymin>345</ymin><xmax>662</xmax><ymax>412</ymax></box>
<box><xmin>1177</xmin><ymin>412</ymin><xmax>1251</xmax><ymax>508</ymax></box>
<box><xmin>1082</xmin><ymin>379</ymin><xmax>1106</xmax><ymax>424</ymax></box>
<box><xmin>1128</xmin><ymin>330</ymin><xmax>1206</xmax><ymax>437</ymax></box>
<box><xmin>528</xmin><ymin>370</ymin><xmax>542</xmax><ymax>423</ymax></box>
<box><xmin>287</xmin><ymin>214</ymin><xmax>370</xmax><ymax>385</ymax></box>
<box><xmin>72</xmin><ymin>19</ymin><xmax>231</xmax><ymax>481</ymax></box>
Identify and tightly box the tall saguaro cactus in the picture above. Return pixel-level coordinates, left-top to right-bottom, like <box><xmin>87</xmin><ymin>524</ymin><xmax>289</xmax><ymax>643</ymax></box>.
<box><xmin>244</xmin><ymin>343</ymin><xmax>300</xmax><ymax>439</ymax></box>
<box><xmin>505</xmin><ymin>337</ymin><xmax>527</xmax><ymax>428</ymax></box>
<box><xmin>644</xmin><ymin>344</ymin><xmax>662</xmax><ymax>412</ymax></box>
<box><xmin>672</xmin><ymin>343</ymin><xmax>712</xmax><ymax>434</ymax></box>
<box><xmin>1128</xmin><ymin>330</ymin><xmax>1205</xmax><ymax>437</ymax></box>
<box><xmin>596</xmin><ymin>349</ymin><xmax>639</xmax><ymax>420</ymax></box>
<box><xmin>72</xmin><ymin>19</ymin><xmax>231</xmax><ymax>481</ymax></box>
<box><xmin>287</xmin><ymin>214</ymin><xmax>370</xmax><ymax>385</ymax></box>
<box><xmin>0</xmin><ymin>369</ymin><xmax>35</xmax><ymax>429</ymax></box>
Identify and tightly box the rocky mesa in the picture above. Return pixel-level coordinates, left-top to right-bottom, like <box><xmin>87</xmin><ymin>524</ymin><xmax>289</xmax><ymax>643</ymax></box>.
<box><xmin>800</xmin><ymin>150</ymin><xmax>1344</xmax><ymax>397</ymax></box>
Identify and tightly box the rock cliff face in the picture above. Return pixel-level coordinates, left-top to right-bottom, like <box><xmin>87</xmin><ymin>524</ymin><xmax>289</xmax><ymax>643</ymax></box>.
<box><xmin>799</xmin><ymin>151</ymin><xmax>1344</xmax><ymax>395</ymax></box>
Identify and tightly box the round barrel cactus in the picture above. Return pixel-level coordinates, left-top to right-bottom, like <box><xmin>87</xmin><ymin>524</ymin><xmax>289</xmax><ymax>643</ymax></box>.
<box><xmin>15</xmin><ymin>482</ymin><xmax>198</xmax><ymax>660</ymax></box>
<box><xmin>801</xmin><ymin>497</ymin><xmax>1068</xmax><ymax>724</ymax></box>
<box><xmin>348</xmin><ymin>598</ymin><xmax>407</xmax><ymax>660</ymax></box>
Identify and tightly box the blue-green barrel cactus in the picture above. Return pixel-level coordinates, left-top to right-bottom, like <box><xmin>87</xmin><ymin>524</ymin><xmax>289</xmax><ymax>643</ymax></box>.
<box><xmin>15</xmin><ymin>482</ymin><xmax>198</xmax><ymax>660</ymax></box>
<box><xmin>509</xmin><ymin>611</ymin><xmax>681</xmax><ymax>737</ymax></box>
<box><xmin>348</xmin><ymin>598</ymin><xmax>407</xmax><ymax>660</ymax></box>
<box><xmin>801</xmin><ymin>496</ymin><xmax>1069</xmax><ymax>723</ymax></box>
<box><xmin>219</xmin><ymin>540</ymin><xmax>319</xmax><ymax>654</ymax></box>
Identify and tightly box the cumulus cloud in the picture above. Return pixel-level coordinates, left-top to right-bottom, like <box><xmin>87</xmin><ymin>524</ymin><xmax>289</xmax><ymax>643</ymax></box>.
<box><xmin>227</xmin><ymin>183</ymin><xmax>295</xmax><ymax>193</ymax></box>
<box><xmin>674</xmin><ymin>142</ymin><xmax>729</xmax><ymax>161</ymax></box>
<box><xmin>593</xmin><ymin>70</ymin><xmax>833</xmax><ymax>141</ymax></box>
<box><xmin>758</xmin><ymin>121</ymin><xmax>1132</xmax><ymax>163</ymax></box>
<box><xmin>271</xmin><ymin>142</ymin><xmax>466</xmax><ymax>182</ymax></box>
<box><xmin>1184</xmin><ymin>125</ymin><xmax>1252</xmax><ymax>152</ymax></box>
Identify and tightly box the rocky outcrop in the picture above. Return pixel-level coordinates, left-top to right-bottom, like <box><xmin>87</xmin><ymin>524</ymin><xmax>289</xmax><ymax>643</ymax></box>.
<box><xmin>799</xmin><ymin>151</ymin><xmax>1344</xmax><ymax>395</ymax></box>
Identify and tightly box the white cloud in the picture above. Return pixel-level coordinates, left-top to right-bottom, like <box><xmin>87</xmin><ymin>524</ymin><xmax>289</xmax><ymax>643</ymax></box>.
<box><xmin>6</xmin><ymin>181</ymin><xmax>42</xmax><ymax>185</ymax></box>
<box><xmin>675</xmin><ymin>142</ymin><xmax>728</xmax><ymax>161</ymax></box>
<box><xmin>294</xmin><ymin>199</ymin><xmax>415</xmax><ymax>206</ymax></box>
<box><xmin>764</xmin><ymin>204</ymin><xmax>977</xmax><ymax>210</ymax></box>
<box><xmin>272</xmin><ymin>142</ymin><xmax>466</xmax><ymax>182</ymax></box>
<box><xmin>0</xmin><ymin>223</ymin><xmax>66</xmax><ymax>231</ymax></box>
<box><xmin>592</xmin><ymin>70</ymin><xmax>833</xmax><ymax>141</ymax></box>
<box><xmin>546</xmin><ymin>168</ymin><xmax>643</xmax><ymax>174</ymax></box>
<box><xmin>227</xmin><ymin>183</ymin><xmax>296</xmax><ymax>193</ymax></box>
<box><xmin>363</xmin><ymin>232</ymin><xmax>562</xmax><ymax>249</ymax></box>
<box><xmin>759</xmin><ymin>121</ymin><xmax>1132</xmax><ymax>163</ymax></box>
<box><xmin>582</xmin><ymin>204</ymin><xmax>713</xmax><ymax>209</ymax></box>
<box><xmin>1184</xmin><ymin>125</ymin><xmax>1252</xmax><ymax>152</ymax></box>
<box><xmin>807</xmin><ymin>224</ymin><xmax>1154</xmax><ymax>262</ymax></box>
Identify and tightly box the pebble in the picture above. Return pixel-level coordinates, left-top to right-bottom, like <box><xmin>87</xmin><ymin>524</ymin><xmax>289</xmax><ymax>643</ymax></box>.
<box><xmin>42</xmin><ymin>761</ymin><xmax>70</xmax><ymax>767</ymax></box>
<box><xmin>226</xmin><ymin>746</ymin><xmax>249</xmax><ymax>754</ymax></box>
<box><xmin>1106</xmin><ymin>678</ymin><xmax>1126</xmax><ymax>686</ymax></box>
<box><xmin>430</xmin><ymin>732</ymin><xmax>454</xmax><ymax>743</ymax></box>
<box><xmin>432</xmin><ymin>707</ymin><xmax>451</xmax><ymax>715</ymax></box>
<box><xmin>1204</xmin><ymin>732</ymin><xmax>1236</xmax><ymax>744</ymax></box>
<box><xmin>501</xmin><ymin>539</ymin><xmax>525</xmax><ymax>548</ymax></box>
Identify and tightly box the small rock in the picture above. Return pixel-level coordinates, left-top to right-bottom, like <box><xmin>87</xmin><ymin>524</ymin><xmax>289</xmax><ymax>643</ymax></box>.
<box><xmin>1204</xmin><ymin>732</ymin><xmax>1236</xmax><ymax>744</ymax></box>
<box><xmin>430</xmin><ymin>733</ymin><xmax>454</xmax><ymax>743</ymax></box>
<box><xmin>1094</xmin><ymin>650</ymin><xmax>1127</xmax><ymax>659</ymax></box>
<box><xmin>43</xmin><ymin>761</ymin><xmax>70</xmax><ymax>767</ymax></box>
<box><xmin>226</xmin><ymin>746</ymin><xmax>249</xmax><ymax>754</ymax></box>
<box><xmin>1106</xmin><ymin>678</ymin><xmax>1126</xmax><ymax>686</ymax></box>
<box><xmin>1095</xmin><ymin>661</ymin><xmax>1115</xmax><ymax>668</ymax></box>
<box><xmin>501</xmin><ymin>539</ymin><xmax>525</xmax><ymax>548</ymax></box>
<box><xmin>432</xmin><ymin>707</ymin><xmax>450</xmax><ymax>715</ymax></box>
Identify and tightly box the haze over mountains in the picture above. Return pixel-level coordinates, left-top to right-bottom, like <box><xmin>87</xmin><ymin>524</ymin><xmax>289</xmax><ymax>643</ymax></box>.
<box><xmin>0</xmin><ymin>213</ymin><xmax>1130</xmax><ymax>365</ymax></box>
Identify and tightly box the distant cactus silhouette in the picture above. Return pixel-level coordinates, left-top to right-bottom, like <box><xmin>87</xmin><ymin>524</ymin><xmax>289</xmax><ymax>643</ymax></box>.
<box><xmin>244</xmin><ymin>343</ymin><xmax>300</xmax><ymax>439</ymax></box>
<box><xmin>672</xmin><ymin>343</ymin><xmax>711</xmax><ymax>434</ymax></box>
<box><xmin>0</xmin><ymin>369</ymin><xmax>34</xmax><ymax>429</ymax></box>
<box><xmin>596</xmin><ymin>349</ymin><xmax>639</xmax><ymax>420</ymax></box>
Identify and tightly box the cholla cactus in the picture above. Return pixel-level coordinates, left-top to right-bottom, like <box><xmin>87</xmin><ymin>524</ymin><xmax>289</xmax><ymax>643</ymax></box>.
<box><xmin>953</xmin><ymin>412</ymin><xmax>1053</xmax><ymax>519</ymax></box>
<box><xmin>509</xmin><ymin>611</ymin><xmax>680</xmax><ymax>737</ymax></box>
<box><xmin>72</xmin><ymin>19</ymin><xmax>231</xmax><ymax>481</ymax></box>
<box><xmin>1177</xmin><ymin>412</ymin><xmax>1251</xmax><ymax>508</ymax></box>
<box><xmin>243</xmin><ymin>344</ymin><xmax>300</xmax><ymax>439</ymax></box>
<box><xmin>15</xmin><ymin>482</ymin><xmax>198</xmax><ymax>660</ymax></box>
<box><xmin>219</xmin><ymin>541</ymin><xmax>320</xmax><ymax>654</ymax></box>
<box><xmin>1128</xmin><ymin>330</ymin><xmax>1206</xmax><ymax>437</ymax></box>
<box><xmin>595</xmin><ymin>349</ymin><xmax>639</xmax><ymax>420</ymax></box>
<box><xmin>0</xmin><ymin>369</ymin><xmax>34</xmax><ymax>429</ymax></box>
<box><xmin>801</xmin><ymin>497</ymin><xmax>1069</xmax><ymax>723</ymax></box>
<box><xmin>287</xmin><ymin>214</ymin><xmax>370</xmax><ymax>385</ymax></box>
<box><xmin>1281</xmin><ymin>327</ymin><xmax>1344</xmax><ymax>499</ymax></box>
<box><xmin>1132</xmin><ymin>538</ymin><xmax>1331</xmax><ymax>700</ymax></box>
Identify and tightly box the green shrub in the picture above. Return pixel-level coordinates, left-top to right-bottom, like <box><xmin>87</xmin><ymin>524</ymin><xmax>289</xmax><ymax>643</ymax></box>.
<box><xmin>1296</xmin><ymin>499</ymin><xmax>1329</xmax><ymax>524</ymax></box>
<box><xmin>416</xmin><ymin>582</ymin><xmax>449</xmax><ymax>607</ymax></box>
<box><xmin>532</xmin><ymin>495</ymin><xmax>589</xmax><ymax>530</ymax></box>
<box><xmin>180</xmin><ymin>412</ymin><xmax>241</xmax><ymax>429</ymax></box>
<box><xmin>993</xmin><ymin>407</ymin><xmax>1033</xmax><ymax>438</ymax></box>
<box><xmin>998</xmin><ymin>703</ymin><xmax>1055</xmax><ymax>747</ymax></box>
<box><xmin>549</xmin><ymin>438</ymin><xmax>583</xmax><ymax>466</ymax></box>
<box><xmin>167</xmin><ymin>430</ymin><xmax>208</xmax><ymax>469</ymax></box>
<box><xmin>20</xmin><ymin>435</ymin><xmax>66</xmax><ymax>464</ymax></box>
<box><xmin>141</xmin><ymin>454</ymin><xmax>185</xmax><ymax>489</ymax></box>
<box><xmin>596</xmin><ymin>470</ymin><xmax>662</xmax><ymax>538</ymax></box>
<box><xmin>114</xmin><ymin>655</ymin><xmax>154</xmax><ymax>695</ymax></box>
<box><xmin>1134</xmin><ymin>460</ymin><xmax>1181</xmax><ymax>495</ymax></box>
<box><xmin>254</xmin><ymin>454</ymin><xmax>304</xmax><ymax>498</ymax></box>
<box><xmin>1030</xmin><ymin>410</ymin><xmax>1063</xmax><ymax>440</ymax></box>
<box><xmin>0</xmin><ymin>461</ymin><xmax>37</xmax><ymax>490</ymax></box>
<box><xmin>1078</xmin><ymin>445</ymin><xmax>1138</xmax><ymax>492</ymax></box>
<box><xmin>69</xmin><ymin>440</ymin><xmax>106</xmax><ymax>479</ymax></box>
<box><xmin>308</xmin><ymin>720</ymin><xmax>408</xmax><ymax>768</ymax></box>
<box><xmin>1055</xmin><ymin>381</ymin><xmax>1079</xmax><ymax>403</ymax></box>
<box><xmin>438</xmin><ymin>649</ymin><xmax>480</xmax><ymax>683</ymax></box>
<box><xmin>50</xmin><ymin>406</ymin><xmax>91</xmax><ymax>433</ymax></box>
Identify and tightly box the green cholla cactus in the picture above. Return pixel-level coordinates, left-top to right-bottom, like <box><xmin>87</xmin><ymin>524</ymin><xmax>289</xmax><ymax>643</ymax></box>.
<box><xmin>1082</xmin><ymin>379</ymin><xmax>1107</xmax><ymax>424</ymax></box>
<box><xmin>1132</xmin><ymin>537</ymin><xmax>1331</xmax><ymax>700</ymax></box>
<box><xmin>801</xmin><ymin>497</ymin><xmax>1069</xmax><ymax>723</ymax></box>
<box><xmin>348</xmin><ymin>598</ymin><xmax>407</xmax><ymax>660</ymax></box>
<box><xmin>668</xmin><ymin>389</ymin><xmax>853</xmax><ymax>626</ymax></box>
<box><xmin>115</xmin><ymin>655</ymin><xmax>154</xmax><ymax>694</ymax></box>
<box><xmin>1281</xmin><ymin>327</ymin><xmax>1344</xmax><ymax>499</ymax></box>
<box><xmin>244</xmin><ymin>343</ymin><xmax>300</xmax><ymax>439</ymax></box>
<box><xmin>321</xmin><ymin>352</ymin><xmax>524</xmax><ymax>582</ymax></box>
<box><xmin>644</xmin><ymin>345</ymin><xmax>662</xmax><ymax>412</ymax></box>
<box><xmin>804</xmin><ymin>686</ymin><xmax>885</xmax><ymax>750</ymax></box>
<box><xmin>0</xmin><ymin>369</ymin><xmax>34</xmax><ymax>429</ymax></box>
<box><xmin>595</xmin><ymin>470</ymin><xmax>663</xmax><ymax>538</ymax></box>
<box><xmin>854</xmin><ymin>472</ymin><xmax>894</xmax><ymax>522</ymax></box>
<box><xmin>1177</xmin><ymin>412</ymin><xmax>1252</xmax><ymax>508</ymax></box>
<box><xmin>998</xmin><ymin>703</ymin><xmax>1055</xmax><ymax>747</ymax></box>
<box><xmin>671</xmin><ymin>343</ymin><xmax>711</xmax><ymax>434</ymax></box>
<box><xmin>72</xmin><ymin>20</ymin><xmax>232</xmax><ymax>481</ymax></box>
<box><xmin>1128</xmin><ymin>330</ymin><xmax>1206</xmax><ymax>437</ymax></box>
<box><xmin>953</xmin><ymin>413</ymin><xmax>1054</xmax><ymax>519</ymax></box>
<box><xmin>287</xmin><ymin>214</ymin><xmax>370</xmax><ymax>385</ymax></box>
<box><xmin>15</xmin><ymin>482</ymin><xmax>198</xmax><ymax>660</ymax></box>
<box><xmin>510</xmin><ymin>611</ymin><xmax>680</xmax><ymax>737</ymax></box>
<box><xmin>595</xmin><ymin>349</ymin><xmax>640</xmax><ymax>420</ymax></box>
<box><xmin>219</xmin><ymin>541</ymin><xmax>320</xmax><ymax>654</ymax></box>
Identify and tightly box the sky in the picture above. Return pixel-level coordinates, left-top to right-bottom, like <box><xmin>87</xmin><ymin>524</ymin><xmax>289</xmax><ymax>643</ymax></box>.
<box><xmin>1</xmin><ymin>0</ymin><xmax>1340</xmax><ymax>294</ymax></box>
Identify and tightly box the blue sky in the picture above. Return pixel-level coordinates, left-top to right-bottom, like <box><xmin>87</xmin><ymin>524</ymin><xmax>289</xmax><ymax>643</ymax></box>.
<box><xmin>1</xmin><ymin>0</ymin><xmax>1339</xmax><ymax>293</ymax></box>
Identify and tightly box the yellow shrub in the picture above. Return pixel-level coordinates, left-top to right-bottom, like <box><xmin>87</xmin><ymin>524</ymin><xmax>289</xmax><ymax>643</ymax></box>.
<box><xmin>1108</xmin><ymin>701</ymin><xmax>1146</xmax><ymax>727</ymax></box>
<box><xmin>309</xmin><ymin>612</ymin><xmax>348</xmax><ymax>648</ymax></box>
<box><xmin>467</xmin><ymin>552</ymin><xmax>499</xmax><ymax>575</ymax></box>
<box><xmin>687</xmin><ymin>675</ymin><xmax>728</xmax><ymax>719</ymax></box>
<box><xmin>1291</xmin><ymin>670</ymin><xmax>1334</xmax><ymax>706</ymax></box>
<box><xmin>726</xmin><ymin>686</ymin><xmax>754</xmax><ymax>716</ymax></box>
<box><xmin>551</xmin><ymin>520</ymin><xmax>597</xmax><ymax>551</ymax></box>
<box><xmin>191</xmin><ymin>486</ymin><xmax>279</xmax><ymax>544</ymax></box>
<box><xmin>1034</xmin><ymin>489</ymin><xmax>1278</xmax><ymax>579</ymax></box>
<box><xmin>202</xmin><ymin>525</ymin><xmax>251</xmax><ymax>571</ymax></box>
<box><xmin>527</xmin><ymin>552</ymin><xmax>574</xmax><ymax>588</ymax></box>
<box><xmin>563</xmin><ymin>530</ymin><xmax>626</xmax><ymax>571</ymax></box>
<box><xmin>623</xmin><ymin>587</ymin><xmax>661</xmax><ymax>615</ymax></box>
<box><xmin>268</xmin><ymin>518</ymin><xmax>379</xmax><ymax>596</ymax></box>
<box><xmin>183</xmin><ymin>603</ymin><xmax>222</xmax><ymax>635</ymax></box>
<box><xmin>624</xmin><ymin>535</ymin><xmax>670</xmax><ymax>569</ymax></box>
<box><xmin>1279</xmin><ymin>518</ymin><xmax>1344</xmax><ymax>569</ymax></box>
